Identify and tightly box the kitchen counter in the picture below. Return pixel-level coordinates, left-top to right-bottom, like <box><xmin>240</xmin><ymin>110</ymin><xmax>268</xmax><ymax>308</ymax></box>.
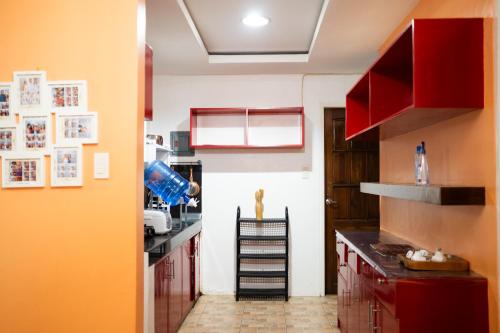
<box><xmin>145</xmin><ymin>218</ymin><xmax>201</xmax><ymax>266</ymax></box>
<box><xmin>336</xmin><ymin>230</ymin><xmax>484</xmax><ymax>280</ymax></box>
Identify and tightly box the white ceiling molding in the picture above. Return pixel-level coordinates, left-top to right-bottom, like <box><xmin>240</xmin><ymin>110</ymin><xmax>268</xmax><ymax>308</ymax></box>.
<box><xmin>176</xmin><ymin>0</ymin><xmax>329</xmax><ymax>64</ymax></box>
<box><xmin>209</xmin><ymin>53</ymin><xmax>310</xmax><ymax>64</ymax></box>
<box><xmin>176</xmin><ymin>0</ymin><xmax>208</xmax><ymax>56</ymax></box>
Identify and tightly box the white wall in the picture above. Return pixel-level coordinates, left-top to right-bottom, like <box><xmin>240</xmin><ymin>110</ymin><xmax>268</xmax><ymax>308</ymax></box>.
<box><xmin>149</xmin><ymin>74</ymin><xmax>359</xmax><ymax>296</ymax></box>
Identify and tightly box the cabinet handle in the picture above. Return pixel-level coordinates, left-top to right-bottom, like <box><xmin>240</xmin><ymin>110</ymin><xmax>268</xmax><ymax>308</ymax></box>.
<box><xmin>337</xmin><ymin>241</ymin><xmax>343</xmax><ymax>244</ymax></box>
<box><xmin>348</xmin><ymin>249</ymin><xmax>355</xmax><ymax>254</ymax></box>
<box><xmin>377</xmin><ymin>278</ymin><xmax>386</xmax><ymax>285</ymax></box>
<box><xmin>368</xmin><ymin>301</ymin><xmax>373</xmax><ymax>330</ymax></box>
<box><xmin>339</xmin><ymin>263</ymin><xmax>347</xmax><ymax>267</ymax></box>
<box><xmin>371</xmin><ymin>304</ymin><xmax>381</xmax><ymax>333</ymax></box>
<box><xmin>172</xmin><ymin>259</ymin><xmax>175</xmax><ymax>279</ymax></box>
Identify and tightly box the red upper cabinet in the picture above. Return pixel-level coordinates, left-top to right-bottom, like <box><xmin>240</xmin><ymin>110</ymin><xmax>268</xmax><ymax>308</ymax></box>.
<box><xmin>346</xmin><ymin>18</ymin><xmax>484</xmax><ymax>140</ymax></box>
<box><xmin>145</xmin><ymin>43</ymin><xmax>153</xmax><ymax>121</ymax></box>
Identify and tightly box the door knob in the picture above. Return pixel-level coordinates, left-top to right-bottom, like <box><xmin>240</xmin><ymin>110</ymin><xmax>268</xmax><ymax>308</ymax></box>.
<box><xmin>326</xmin><ymin>198</ymin><xmax>337</xmax><ymax>206</ymax></box>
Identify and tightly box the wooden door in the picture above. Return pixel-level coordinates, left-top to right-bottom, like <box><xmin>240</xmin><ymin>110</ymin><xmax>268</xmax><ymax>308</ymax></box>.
<box><xmin>168</xmin><ymin>247</ymin><xmax>183</xmax><ymax>333</ymax></box>
<box><xmin>325</xmin><ymin>108</ymin><xmax>379</xmax><ymax>294</ymax></box>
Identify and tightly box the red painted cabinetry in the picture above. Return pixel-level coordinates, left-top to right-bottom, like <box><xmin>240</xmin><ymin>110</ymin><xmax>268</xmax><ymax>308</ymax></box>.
<box><xmin>192</xmin><ymin>234</ymin><xmax>201</xmax><ymax>301</ymax></box>
<box><xmin>346</xmin><ymin>18</ymin><xmax>484</xmax><ymax>140</ymax></box>
<box><xmin>145</xmin><ymin>43</ymin><xmax>153</xmax><ymax>121</ymax></box>
<box><xmin>154</xmin><ymin>233</ymin><xmax>201</xmax><ymax>333</ymax></box>
<box><xmin>154</xmin><ymin>256</ymin><xmax>169</xmax><ymax>333</ymax></box>
<box><xmin>336</xmin><ymin>231</ymin><xmax>488</xmax><ymax>333</ymax></box>
<box><xmin>168</xmin><ymin>246</ymin><xmax>183</xmax><ymax>333</ymax></box>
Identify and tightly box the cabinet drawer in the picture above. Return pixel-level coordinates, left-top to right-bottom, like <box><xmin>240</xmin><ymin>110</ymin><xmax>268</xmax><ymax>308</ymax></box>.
<box><xmin>373</xmin><ymin>269</ymin><xmax>396</xmax><ymax>315</ymax></box>
<box><xmin>348</xmin><ymin>249</ymin><xmax>361</xmax><ymax>274</ymax></box>
<box><xmin>336</xmin><ymin>238</ymin><xmax>347</xmax><ymax>263</ymax></box>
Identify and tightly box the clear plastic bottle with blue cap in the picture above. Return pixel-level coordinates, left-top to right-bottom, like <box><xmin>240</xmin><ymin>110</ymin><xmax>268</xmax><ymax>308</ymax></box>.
<box><xmin>415</xmin><ymin>141</ymin><xmax>429</xmax><ymax>185</ymax></box>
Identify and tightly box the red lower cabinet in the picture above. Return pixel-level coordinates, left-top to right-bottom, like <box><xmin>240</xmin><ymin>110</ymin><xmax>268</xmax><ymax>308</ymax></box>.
<box><xmin>154</xmin><ymin>234</ymin><xmax>201</xmax><ymax>333</ymax></box>
<box><xmin>168</xmin><ymin>246</ymin><xmax>183</xmax><ymax>333</ymax></box>
<box><xmin>336</xmin><ymin>232</ymin><xmax>488</xmax><ymax>333</ymax></box>
<box><xmin>338</xmin><ymin>273</ymin><xmax>349</xmax><ymax>331</ymax></box>
<box><xmin>192</xmin><ymin>234</ymin><xmax>201</xmax><ymax>302</ymax></box>
<box><xmin>154</xmin><ymin>257</ymin><xmax>169</xmax><ymax>333</ymax></box>
<box><xmin>182</xmin><ymin>241</ymin><xmax>193</xmax><ymax>315</ymax></box>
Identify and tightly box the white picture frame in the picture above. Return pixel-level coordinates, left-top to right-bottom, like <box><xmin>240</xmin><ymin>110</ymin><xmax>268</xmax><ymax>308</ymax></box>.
<box><xmin>51</xmin><ymin>144</ymin><xmax>83</xmax><ymax>187</ymax></box>
<box><xmin>0</xmin><ymin>125</ymin><xmax>18</xmax><ymax>155</ymax></box>
<box><xmin>47</xmin><ymin>80</ymin><xmax>88</xmax><ymax>113</ymax></box>
<box><xmin>0</xmin><ymin>82</ymin><xmax>15</xmax><ymax>125</ymax></box>
<box><xmin>56</xmin><ymin>112</ymin><xmax>98</xmax><ymax>145</ymax></box>
<box><xmin>1</xmin><ymin>152</ymin><xmax>45</xmax><ymax>188</ymax></box>
<box><xmin>19</xmin><ymin>114</ymin><xmax>52</xmax><ymax>155</ymax></box>
<box><xmin>13</xmin><ymin>71</ymin><xmax>48</xmax><ymax>115</ymax></box>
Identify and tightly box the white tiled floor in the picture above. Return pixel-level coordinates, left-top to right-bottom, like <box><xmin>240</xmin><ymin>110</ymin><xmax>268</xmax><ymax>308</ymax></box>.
<box><xmin>178</xmin><ymin>295</ymin><xmax>340</xmax><ymax>333</ymax></box>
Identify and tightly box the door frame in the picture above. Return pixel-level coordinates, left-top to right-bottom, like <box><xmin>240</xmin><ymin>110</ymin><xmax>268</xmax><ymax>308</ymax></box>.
<box><xmin>318</xmin><ymin>105</ymin><xmax>344</xmax><ymax>296</ymax></box>
<box><xmin>322</xmin><ymin>107</ymin><xmax>346</xmax><ymax>295</ymax></box>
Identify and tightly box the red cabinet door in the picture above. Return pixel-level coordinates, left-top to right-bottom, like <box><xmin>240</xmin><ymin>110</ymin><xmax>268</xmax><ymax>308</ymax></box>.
<box><xmin>348</xmin><ymin>266</ymin><xmax>360</xmax><ymax>333</ymax></box>
<box><xmin>194</xmin><ymin>234</ymin><xmax>201</xmax><ymax>301</ymax></box>
<box><xmin>374</xmin><ymin>299</ymin><xmax>399</xmax><ymax>333</ymax></box>
<box><xmin>145</xmin><ymin>43</ymin><xmax>153</xmax><ymax>121</ymax></box>
<box><xmin>338</xmin><ymin>273</ymin><xmax>349</xmax><ymax>332</ymax></box>
<box><xmin>154</xmin><ymin>258</ymin><xmax>169</xmax><ymax>333</ymax></box>
<box><xmin>168</xmin><ymin>247</ymin><xmax>183</xmax><ymax>333</ymax></box>
<box><xmin>182</xmin><ymin>240</ymin><xmax>193</xmax><ymax>317</ymax></box>
<box><xmin>359</xmin><ymin>260</ymin><xmax>374</xmax><ymax>333</ymax></box>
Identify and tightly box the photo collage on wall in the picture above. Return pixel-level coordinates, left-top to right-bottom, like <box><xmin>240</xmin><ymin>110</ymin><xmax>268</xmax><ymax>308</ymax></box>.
<box><xmin>0</xmin><ymin>71</ymin><xmax>98</xmax><ymax>188</ymax></box>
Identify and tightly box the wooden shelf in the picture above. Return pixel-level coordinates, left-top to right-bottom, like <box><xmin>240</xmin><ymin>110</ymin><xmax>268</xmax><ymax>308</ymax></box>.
<box><xmin>360</xmin><ymin>182</ymin><xmax>485</xmax><ymax>205</ymax></box>
<box><xmin>190</xmin><ymin>107</ymin><xmax>304</xmax><ymax>149</ymax></box>
<box><xmin>346</xmin><ymin>18</ymin><xmax>484</xmax><ymax>140</ymax></box>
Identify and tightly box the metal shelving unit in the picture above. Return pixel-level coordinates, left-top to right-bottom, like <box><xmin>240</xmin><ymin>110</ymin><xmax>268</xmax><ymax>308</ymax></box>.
<box><xmin>236</xmin><ymin>206</ymin><xmax>289</xmax><ymax>301</ymax></box>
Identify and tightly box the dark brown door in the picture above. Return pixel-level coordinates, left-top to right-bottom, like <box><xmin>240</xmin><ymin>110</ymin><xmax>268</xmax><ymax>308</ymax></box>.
<box><xmin>324</xmin><ymin>108</ymin><xmax>379</xmax><ymax>294</ymax></box>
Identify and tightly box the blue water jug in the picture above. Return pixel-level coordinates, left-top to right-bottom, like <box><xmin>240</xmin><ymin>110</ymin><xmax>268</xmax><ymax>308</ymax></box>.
<box><xmin>144</xmin><ymin>160</ymin><xmax>191</xmax><ymax>206</ymax></box>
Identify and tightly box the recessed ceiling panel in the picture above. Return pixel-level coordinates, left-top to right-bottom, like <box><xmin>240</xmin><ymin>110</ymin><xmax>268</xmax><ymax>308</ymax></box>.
<box><xmin>184</xmin><ymin>0</ymin><xmax>325</xmax><ymax>54</ymax></box>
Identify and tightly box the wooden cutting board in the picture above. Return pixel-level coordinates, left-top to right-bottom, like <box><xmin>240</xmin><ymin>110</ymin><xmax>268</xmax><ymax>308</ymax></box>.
<box><xmin>397</xmin><ymin>254</ymin><xmax>469</xmax><ymax>271</ymax></box>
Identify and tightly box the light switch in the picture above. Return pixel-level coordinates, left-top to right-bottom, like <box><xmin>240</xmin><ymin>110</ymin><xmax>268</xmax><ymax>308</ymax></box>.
<box><xmin>94</xmin><ymin>152</ymin><xmax>109</xmax><ymax>179</ymax></box>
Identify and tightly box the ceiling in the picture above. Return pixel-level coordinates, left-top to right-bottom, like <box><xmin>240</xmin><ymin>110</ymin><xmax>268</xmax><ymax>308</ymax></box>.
<box><xmin>184</xmin><ymin>0</ymin><xmax>324</xmax><ymax>54</ymax></box>
<box><xmin>146</xmin><ymin>0</ymin><xmax>419</xmax><ymax>75</ymax></box>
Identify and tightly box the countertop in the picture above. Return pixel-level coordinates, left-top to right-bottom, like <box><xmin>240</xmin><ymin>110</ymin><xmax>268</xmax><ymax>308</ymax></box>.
<box><xmin>336</xmin><ymin>230</ymin><xmax>485</xmax><ymax>280</ymax></box>
<box><xmin>145</xmin><ymin>218</ymin><xmax>202</xmax><ymax>266</ymax></box>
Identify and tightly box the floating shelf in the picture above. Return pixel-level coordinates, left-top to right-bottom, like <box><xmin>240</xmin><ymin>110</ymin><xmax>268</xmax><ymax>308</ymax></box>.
<box><xmin>361</xmin><ymin>182</ymin><xmax>485</xmax><ymax>206</ymax></box>
<box><xmin>346</xmin><ymin>18</ymin><xmax>484</xmax><ymax>140</ymax></box>
<box><xmin>190</xmin><ymin>107</ymin><xmax>304</xmax><ymax>149</ymax></box>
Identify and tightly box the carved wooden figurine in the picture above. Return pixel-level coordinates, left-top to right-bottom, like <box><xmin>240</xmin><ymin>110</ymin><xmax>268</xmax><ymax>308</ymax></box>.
<box><xmin>255</xmin><ymin>189</ymin><xmax>264</xmax><ymax>220</ymax></box>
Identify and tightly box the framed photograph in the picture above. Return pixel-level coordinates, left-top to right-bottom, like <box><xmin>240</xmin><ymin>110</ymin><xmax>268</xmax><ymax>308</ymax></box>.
<box><xmin>1</xmin><ymin>152</ymin><xmax>45</xmax><ymax>188</ymax></box>
<box><xmin>13</xmin><ymin>71</ymin><xmax>48</xmax><ymax>114</ymax></box>
<box><xmin>0</xmin><ymin>126</ymin><xmax>18</xmax><ymax>154</ymax></box>
<box><xmin>56</xmin><ymin>112</ymin><xmax>98</xmax><ymax>145</ymax></box>
<box><xmin>19</xmin><ymin>114</ymin><xmax>52</xmax><ymax>155</ymax></box>
<box><xmin>51</xmin><ymin>144</ymin><xmax>83</xmax><ymax>187</ymax></box>
<box><xmin>0</xmin><ymin>83</ymin><xmax>15</xmax><ymax>125</ymax></box>
<box><xmin>48</xmin><ymin>80</ymin><xmax>88</xmax><ymax>113</ymax></box>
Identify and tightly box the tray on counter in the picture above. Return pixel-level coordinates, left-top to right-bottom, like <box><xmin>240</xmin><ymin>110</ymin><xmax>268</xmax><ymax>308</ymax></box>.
<box><xmin>397</xmin><ymin>254</ymin><xmax>469</xmax><ymax>271</ymax></box>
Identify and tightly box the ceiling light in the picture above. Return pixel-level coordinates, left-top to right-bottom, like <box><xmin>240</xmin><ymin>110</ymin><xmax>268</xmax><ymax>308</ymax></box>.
<box><xmin>242</xmin><ymin>14</ymin><xmax>270</xmax><ymax>27</ymax></box>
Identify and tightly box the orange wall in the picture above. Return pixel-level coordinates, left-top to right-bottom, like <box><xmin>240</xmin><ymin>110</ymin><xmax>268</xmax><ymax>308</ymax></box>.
<box><xmin>0</xmin><ymin>1</ymin><xmax>145</xmax><ymax>333</ymax></box>
<box><xmin>379</xmin><ymin>0</ymin><xmax>498</xmax><ymax>332</ymax></box>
